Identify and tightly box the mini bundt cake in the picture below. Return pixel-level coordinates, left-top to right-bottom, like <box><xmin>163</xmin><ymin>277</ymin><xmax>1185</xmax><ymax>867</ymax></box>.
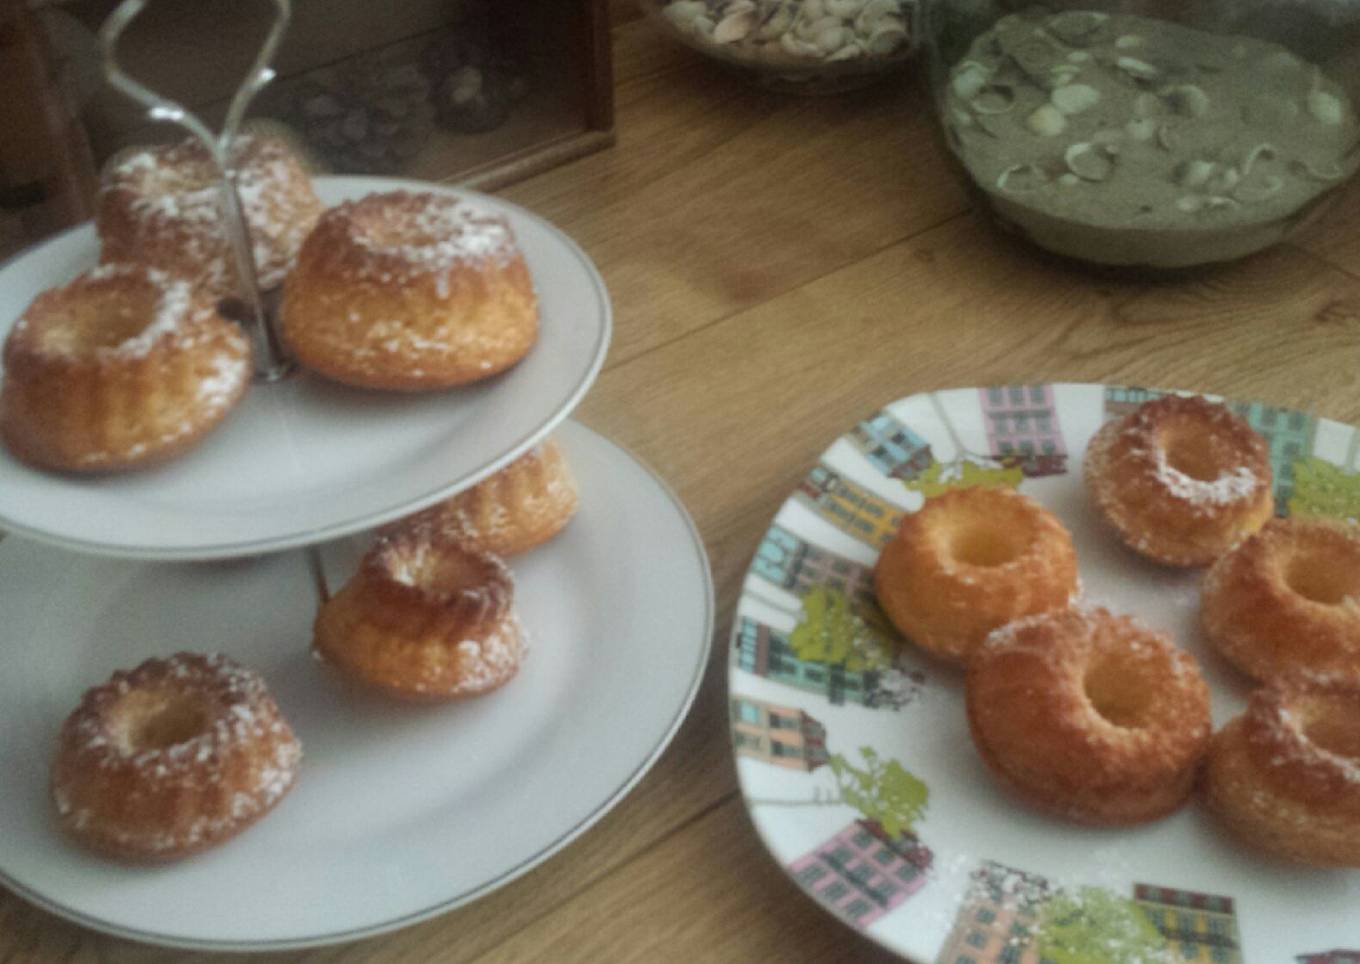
<box><xmin>280</xmin><ymin>190</ymin><xmax>538</xmax><ymax>390</ymax></box>
<box><xmin>51</xmin><ymin>653</ymin><xmax>301</xmax><ymax>861</ymax></box>
<box><xmin>394</xmin><ymin>437</ymin><xmax>578</xmax><ymax>556</ymax></box>
<box><xmin>967</xmin><ymin>607</ymin><xmax>1212</xmax><ymax>825</ymax></box>
<box><xmin>1205</xmin><ymin>679</ymin><xmax>1360</xmax><ymax>866</ymax></box>
<box><xmin>1202</xmin><ymin>517</ymin><xmax>1360</xmax><ymax>686</ymax></box>
<box><xmin>1084</xmin><ymin>394</ymin><xmax>1273</xmax><ymax>567</ymax></box>
<box><xmin>98</xmin><ymin>133</ymin><xmax>323</xmax><ymax>299</ymax></box>
<box><xmin>0</xmin><ymin>263</ymin><xmax>251</xmax><ymax>472</ymax></box>
<box><xmin>313</xmin><ymin>520</ymin><xmax>526</xmax><ymax>700</ymax></box>
<box><xmin>874</xmin><ymin>485</ymin><xmax>1078</xmax><ymax>664</ymax></box>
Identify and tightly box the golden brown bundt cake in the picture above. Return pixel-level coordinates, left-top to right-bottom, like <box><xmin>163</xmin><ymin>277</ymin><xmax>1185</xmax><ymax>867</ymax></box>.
<box><xmin>313</xmin><ymin>520</ymin><xmax>526</xmax><ymax>700</ymax></box>
<box><xmin>98</xmin><ymin>133</ymin><xmax>323</xmax><ymax>299</ymax></box>
<box><xmin>1084</xmin><ymin>394</ymin><xmax>1273</xmax><ymax>567</ymax></box>
<box><xmin>51</xmin><ymin>653</ymin><xmax>301</xmax><ymax>861</ymax></box>
<box><xmin>281</xmin><ymin>190</ymin><xmax>538</xmax><ymax>390</ymax></box>
<box><xmin>394</xmin><ymin>438</ymin><xmax>578</xmax><ymax>556</ymax></box>
<box><xmin>874</xmin><ymin>485</ymin><xmax>1078</xmax><ymax>664</ymax></box>
<box><xmin>0</xmin><ymin>263</ymin><xmax>251</xmax><ymax>472</ymax></box>
<box><xmin>1204</xmin><ymin>679</ymin><xmax>1360</xmax><ymax>866</ymax></box>
<box><xmin>1202</xmin><ymin>517</ymin><xmax>1360</xmax><ymax>686</ymax></box>
<box><xmin>967</xmin><ymin>607</ymin><xmax>1212</xmax><ymax>825</ymax></box>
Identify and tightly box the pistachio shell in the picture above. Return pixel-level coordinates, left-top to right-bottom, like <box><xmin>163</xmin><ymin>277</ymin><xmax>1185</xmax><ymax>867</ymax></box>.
<box><xmin>1116</xmin><ymin>56</ymin><xmax>1160</xmax><ymax>81</ymax></box>
<box><xmin>1164</xmin><ymin>84</ymin><xmax>1209</xmax><ymax>118</ymax></box>
<box><xmin>663</xmin><ymin>1</ymin><xmax>708</xmax><ymax>28</ymax></box>
<box><xmin>815</xmin><ymin>23</ymin><xmax>849</xmax><ymax>52</ymax></box>
<box><xmin>971</xmin><ymin>84</ymin><xmax>1015</xmax><ymax>114</ymax></box>
<box><xmin>1045</xmin><ymin>10</ymin><xmax>1108</xmax><ymax>45</ymax></box>
<box><xmin>1176</xmin><ymin>195</ymin><xmax>1204</xmax><ymax>213</ymax></box>
<box><xmin>1309</xmin><ymin>89</ymin><xmax>1344</xmax><ymax>126</ymax></box>
<box><xmin>1114</xmin><ymin>34</ymin><xmax>1143</xmax><ymax>49</ymax></box>
<box><xmin>854</xmin><ymin>0</ymin><xmax>898</xmax><ymax>34</ymax></box>
<box><xmin>996</xmin><ymin>164</ymin><xmax>1048</xmax><ymax>193</ymax></box>
<box><xmin>864</xmin><ymin>23</ymin><xmax>907</xmax><ymax>56</ymax></box>
<box><xmin>951</xmin><ymin>61</ymin><xmax>991</xmax><ymax>101</ymax></box>
<box><xmin>1050</xmin><ymin>83</ymin><xmax>1100</xmax><ymax>115</ymax></box>
<box><xmin>1065</xmin><ymin>142</ymin><xmax>1113</xmax><ymax>181</ymax></box>
<box><xmin>755</xmin><ymin>2</ymin><xmax>795</xmax><ymax>40</ymax></box>
<box><xmin>825</xmin><ymin>0</ymin><xmax>865</xmax><ymax>17</ymax></box>
<box><xmin>780</xmin><ymin>29</ymin><xmax>818</xmax><ymax>56</ymax></box>
<box><xmin>714</xmin><ymin>8</ymin><xmax>757</xmax><ymax>43</ymax></box>
<box><xmin>1067</xmin><ymin>51</ymin><xmax>1091</xmax><ymax>63</ymax></box>
<box><xmin>827</xmin><ymin>41</ymin><xmax>863</xmax><ymax>61</ymax></box>
<box><xmin>1233</xmin><ymin>173</ymin><xmax>1284</xmax><ymax>202</ymax></box>
<box><xmin>1048</xmin><ymin>64</ymin><xmax>1082</xmax><ymax>87</ymax></box>
<box><xmin>1207</xmin><ymin>167</ymin><xmax>1241</xmax><ymax>193</ymax></box>
<box><xmin>1058</xmin><ymin>172</ymin><xmax>1081</xmax><ymax>186</ymax></box>
<box><xmin>1240</xmin><ymin>143</ymin><xmax>1278</xmax><ymax>176</ymax></box>
<box><xmin>1026</xmin><ymin>103</ymin><xmax>1067</xmax><ymax>136</ymax></box>
<box><xmin>1124</xmin><ymin>118</ymin><xmax>1157</xmax><ymax>141</ymax></box>
<box><xmin>1294</xmin><ymin>158</ymin><xmax>1346</xmax><ymax>180</ymax></box>
<box><xmin>797</xmin><ymin>14</ymin><xmax>841</xmax><ymax>40</ymax></box>
<box><xmin>1174</xmin><ymin>159</ymin><xmax>1216</xmax><ymax>188</ymax></box>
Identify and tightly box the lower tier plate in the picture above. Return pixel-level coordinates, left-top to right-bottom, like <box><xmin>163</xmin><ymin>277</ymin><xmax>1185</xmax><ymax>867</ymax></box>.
<box><xmin>0</xmin><ymin>420</ymin><xmax>712</xmax><ymax>950</ymax></box>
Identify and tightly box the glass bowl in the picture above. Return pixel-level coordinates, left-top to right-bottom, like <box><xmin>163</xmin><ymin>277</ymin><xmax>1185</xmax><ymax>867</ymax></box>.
<box><xmin>640</xmin><ymin>0</ymin><xmax>916</xmax><ymax>93</ymax></box>
<box><xmin>923</xmin><ymin>0</ymin><xmax>1360</xmax><ymax>269</ymax></box>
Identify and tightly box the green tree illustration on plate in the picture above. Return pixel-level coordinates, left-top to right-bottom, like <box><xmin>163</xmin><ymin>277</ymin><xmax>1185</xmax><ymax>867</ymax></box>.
<box><xmin>1289</xmin><ymin>456</ymin><xmax>1360</xmax><ymax>521</ymax></box>
<box><xmin>749</xmin><ymin>747</ymin><xmax>928</xmax><ymax>839</ymax></box>
<box><xmin>788</xmin><ymin>586</ymin><xmax>893</xmax><ymax>672</ymax></box>
<box><xmin>902</xmin><ymin>457</ymin><xmax>1025</xmax><ymax>497</ymax></box>
<box><xmin>828</xmin><ymin>747</ymin><xmax>928</xmax><ymax>839</ymax></box>
<box><xmin>1036</xmin><ymin>887</ymin><xmax>1171</xmax><ymax>964</ymax></box>
<box><xmin>901</xmin><ymin>393</ymin><xmax>1025</xmax><ymax>497</ymax></box>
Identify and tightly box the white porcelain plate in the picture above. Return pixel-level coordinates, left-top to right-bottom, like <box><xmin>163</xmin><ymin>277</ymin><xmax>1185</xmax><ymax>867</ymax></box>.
<box><xmin>0</xmin><ymin>421</ymin><xmax>712</xmax><ymax>950</ymax></box>
<box><xmin>0</xmin><ymin>177</ymin><xmax>610</xmax><ymax>560</ymax></box>
<box><xmin>729</xmin><ymin>383</ymin><xmax>1360</xmax><ymax>963</ymax></box>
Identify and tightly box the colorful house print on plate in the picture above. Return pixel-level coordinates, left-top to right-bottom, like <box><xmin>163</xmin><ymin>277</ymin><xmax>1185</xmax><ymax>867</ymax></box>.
<box><xmin>729</xmin><ymin>385</ymin><xmax>1360</xmax><ymax>962</ymax></box>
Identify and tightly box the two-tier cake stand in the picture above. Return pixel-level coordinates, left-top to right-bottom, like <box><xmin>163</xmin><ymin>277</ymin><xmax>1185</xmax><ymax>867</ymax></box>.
<box><xmin>0</xmin><ymin>6</ymin><xmax>712</xmax><ymax>945</ymax></box>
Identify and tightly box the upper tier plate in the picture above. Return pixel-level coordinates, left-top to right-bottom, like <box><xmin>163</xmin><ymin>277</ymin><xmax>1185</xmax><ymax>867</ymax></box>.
<box><xmin>0</xmin><ymin>177</ymin><xmax>610</xmax><ymax>560</ymax></box>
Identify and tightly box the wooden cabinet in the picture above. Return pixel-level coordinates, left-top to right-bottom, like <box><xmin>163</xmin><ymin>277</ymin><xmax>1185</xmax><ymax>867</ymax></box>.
<box><xmin>2</xmin><ymin>0</ymin><xmax>614</xmax><ymax>256</ymax></box>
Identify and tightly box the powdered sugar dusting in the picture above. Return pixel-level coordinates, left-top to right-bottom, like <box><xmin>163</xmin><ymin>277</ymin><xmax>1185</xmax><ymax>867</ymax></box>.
<box><xmin>1155</xmin><ymin>458</ymin><xmax>1259</xmax><ymax>506</ymax></box>
<box><xmin>350</xmin><ymin>192</ymin><xmax>516</xmax><ymax>270</ymax></box>
<box><xmin>103</xmin><ymin>134</ymin><xmax>319</xmax><ymax>291</ymax></box>
<box><xmin>54</xmin><ymin>652</ymin><xmax>301</xmax><ymax>855</ymax></box>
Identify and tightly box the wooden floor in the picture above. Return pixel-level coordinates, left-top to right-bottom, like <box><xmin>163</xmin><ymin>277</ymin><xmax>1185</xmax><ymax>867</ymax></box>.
<box><xmin>4</xmin><ymin>13</ymin><xmax>1359</xmax><ymax>964</ymax></box>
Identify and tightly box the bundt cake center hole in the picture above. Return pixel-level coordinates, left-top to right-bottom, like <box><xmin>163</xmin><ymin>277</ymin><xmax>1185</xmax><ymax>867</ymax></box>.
<box><xmin>949</xmin><ymin>521</ymin><xmax>1026</xmax><ymax>568</ymax></box>
<box><xmin>1286</xmin><ymin>555</ymin><xmax>1360</xmax><ymax>606</ymax></box>
<box><xmin>1084</xmin><ymin>657</ymin><xmax>1155</xmax><ymax>728</ymax></box>
<box><xmin>113</xmin><ymin>690</ymin><xmax>210</xmax><ymax>752</ymax></box>
<box><xmin>1301</xmin><ymin>700</ymin><xmax>1360</xmax><ymax>763</ymax></box>
<box><xmin>390</xmin><ymin>544</ymin><xmax>485</xmax><ymax>594</ymax></box>
<box><xmin>42</xmin><ymin>289</ymin><xmax>161</xmax><ymax>354</ymax></box>
<box><xmin>1161</xmin><ymin>429</ymin><xmax>1224</xmax><ymax>482</ymax></box>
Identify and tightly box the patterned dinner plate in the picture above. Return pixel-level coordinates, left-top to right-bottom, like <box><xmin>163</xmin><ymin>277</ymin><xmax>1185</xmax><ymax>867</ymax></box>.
<box><xmin>728</xmin><ymin>384</ymin><xmax>1360</xmax><ymax>964</ymax></box>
